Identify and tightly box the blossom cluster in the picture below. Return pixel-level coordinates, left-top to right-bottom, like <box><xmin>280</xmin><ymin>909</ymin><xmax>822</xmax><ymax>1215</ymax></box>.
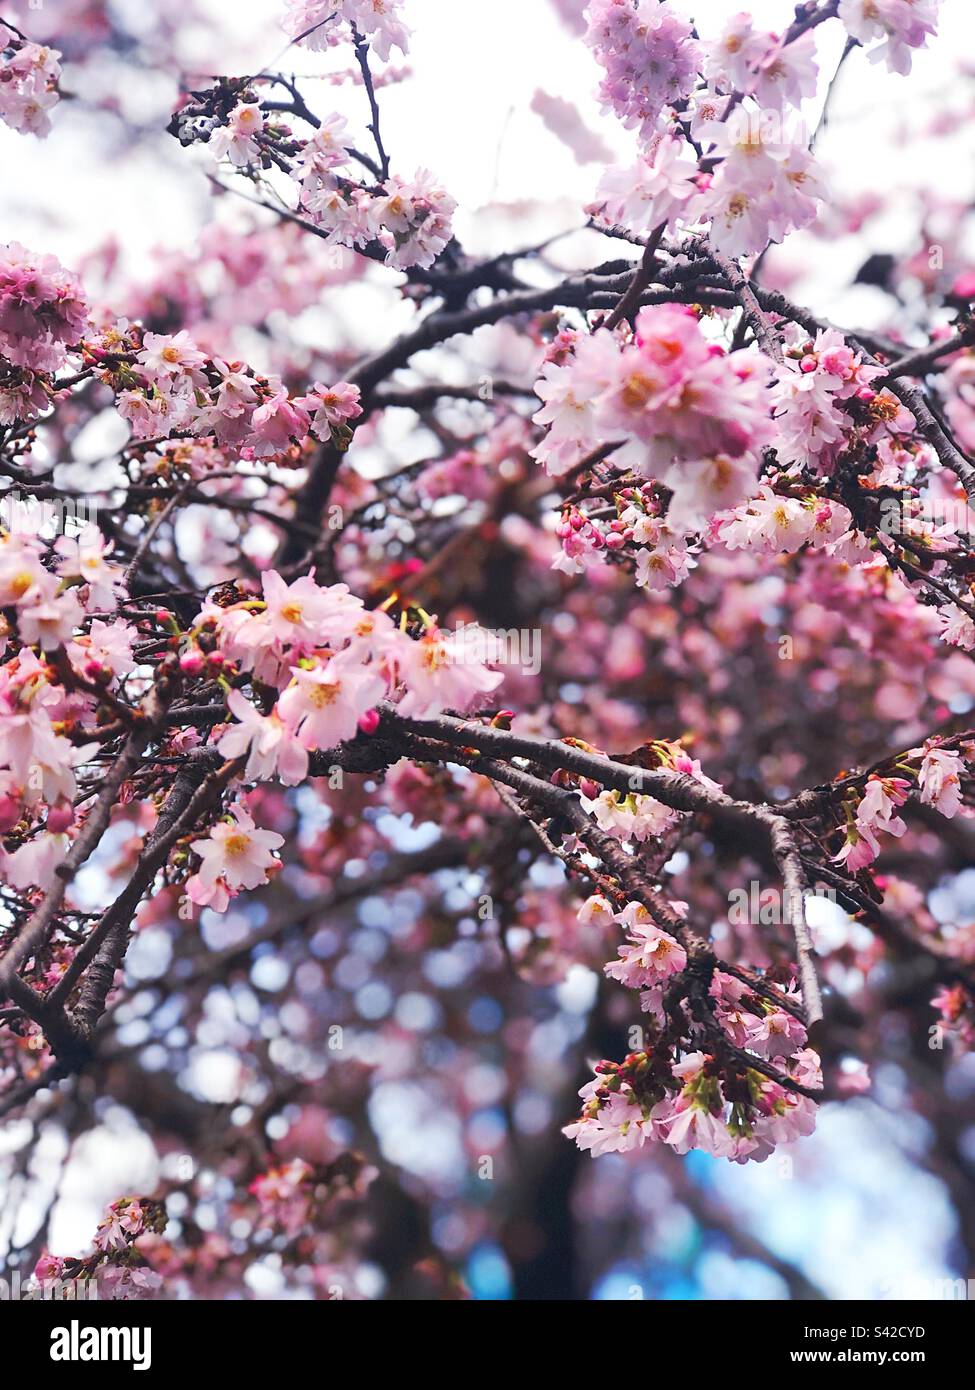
<box><xmin>833</xmin><ymin>743</ymin><xmax>970</xmax><ymax>872</ymax></box>
<box><xmin>180</xmin><ymin>571</ymin><xmax>503</xmax><ymax>909</ymax></box>
<box><xmin>294</xmin><ymin>120</ymin><xmax>456</xmax><ymax>271</ymax></box>
<box><xmin>0</xmin><ymin>240</ymin><xmax>89</xmax><ymax>427</ymax></box>
<box><xmin>0</xmin><ymin>525</ymin><xmax>130</xmax><ymax>891</ymax></box>
<box><xmin>564</xmin><ymin>1045</ymin><xmax>819</xmax><ymax>1162</ymax></box>
<box><xmin>716</xmin><ymin>486</ymin><xmax>859</xmax><ymax>558</ymax></box>
<box><xmin>582</xmin><ymin>2</ymin><xmax>940</xmax><ymax>255</ymax></box>
<box><xmin>0</xmin><ymin>485</ymin><xmax>503</xmax><ymax>919</ymax></box>
<box><xmin>583</xmin><ymin>3</ymin><xmax>824</xmax><ymax>255</ymax></box>
<box><xmin>94</xmin><ymin>320</ymin><xmax>361</xmax><ymax>457</ymax></box>
<box><xmin>0</xmin><ymin>522</ymin><xmax>124</xmax><ymax>652</ymax></box>
<box><xmin>600</xmin><ymin>898</ymin><xmax>687</xmax><ymax>1013</ymax></box>
<box><xmin>282</xmin><ymin>0</ymin><xmax>410</xmax><ymax>62</ymax></box>
<box><xmin>195</xmin><ymin>571</ymin><xmax>504</xmax><ymax>727</ymax></box>
<box><xmin>584</xmin><ymin>0</ymin><xmax>702</xmax><ymax>141</ymax></box>
<box><xmin>34</xmin><ymin>1197</ymin><xmax>167</xmax><ymax>1300</ymax></box>
<box><xmin>703</xmin><ymin>14</ymin><xmax>818</xmax><ymax>109</ymax></box>
<box><xmin>0</xmin><ymin>24</ymin><xmax>60</xmax><ymax>137</ymax></box>
<box><xmin>533</xmin><ymin>304</ymin><xmax>773</xmax><ymax>526</ymax></box>
<box><xmin>694</xmin><ymin>108</ymin><xmax>825</xmax><ymax>257</ymax></box>
<box><xmin>565</xmin><ymin>896</ymin><xmax>818</xmax><ymax>1163</ymax></box>
<box><xmin>535</xmin><ymin>301</ymin><xmax>949</xmax><ymax>600</ymax></box>
<box><xmin>838</xmin><ymin>0</ymin><xmax>940</xmax><ymax>75</ymax></box>
<box><xmin>0</xmin><ymin>241</ymin><xmax>88</xmax><ymax>375</ymax></box>
<box><xmin>188</xmin><ymin>96</ymin><xmax>456</xmax><ymax>272</ymax></box>
<box><xmin>592</xmin><ymin>112</ymin><xmax>826</xmax><ymax>258</ymax></box>
<box><xmin>771</xmin><ymin>327</ymin><xmax>911</xmax><ymax>472</ymax></box>
<box><xmin>578</xmin><ymin>738</ymin><xmax>722</xmax><ymax>843</ymax></box>
<box><xmin>555</xmin><ymin>477</ymin><xmax>862</xmax><ymax>592</ymax></box>
<box><xmin>553</xmin><ymin>485</ymin><xmax>695</xmax><ymax>589</ymax></box>
<box><xmin>177</xmin><ymin>9</ymin><xmax>448</xmax><ymax>271</ymax></box>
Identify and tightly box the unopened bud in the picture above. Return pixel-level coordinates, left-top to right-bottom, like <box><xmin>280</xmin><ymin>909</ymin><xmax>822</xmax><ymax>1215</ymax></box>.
<box><xmin>47</xmin><ymin>803</ymin><xmax>75</xmax><ymax>833</ymax></box>
<box><xmin>180</xmin><ymin>649</ymin><xmax>205</xmax><ymax>675</ymax></box>
<box><xmin>358</xmin><ymin>708</ymin><xmax>380</xmax><ymax>736</ymax></box>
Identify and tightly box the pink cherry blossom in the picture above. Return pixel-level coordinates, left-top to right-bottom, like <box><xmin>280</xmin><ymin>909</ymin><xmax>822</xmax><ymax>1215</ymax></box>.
<box><xmin>915</xmin><ymin>745</ymin><xmax>966</xmax><ymax>817</ymax></box>
<box><xmin>210</xmin><ymin>102</ymin><xmax>265</xmax><ymax>167</ymax></box>
<box><xmin>0</xmin><ymin>33</ymin><xmax>61</xmax><ymax>137</ymax></box>
<box><xmin>278</xmin><ymin>656</ymin><xmax>387</xmax><ymax>749</ymax></box>
<box><xmin>283</xmin><ymin>0</ymin><xmax>410</xmax><ymax>61</ymax></box>
<box><xmin>392</xmin><ymin>627</ymin><xmax>503</xmax><ymax>718</ymax></box>
<box><xmin>218</xmin><ymin>689</ymin><xmax>310</xmax><ymax>785</ymax></box>
<box><xmin>0</xmin><ymin>241</ymin><xmax>87</xmax><ymax>371</ymax></box>
<box><xmin>839</xmin><ymin>0</ymin><xmax>940</xmax><ymax>75</ymax></box>
<box><xmin>250</xmin><ymin>389</ymin><xmax>312</xmax><ymax>458</ymax></box>
<box><xmin>300</xmin><ymin>380</ymin><xmax>363</xmax><ymax>437</ymax></box>
<box><xmin>187</xmin><ymin>802</ymin><xmax>284</xmax><ymax>911</ymax></box>
<box><xmin>589</xmin><ymin>136</ymin><xmax>697</xmax><ymax>236</ymax></box>
<box><xmin>604</xmin><ymin>918</ymin><xmax>687</xmax><ymax>987</ymax></box>
<box><xmin>584</xmin><ymin>0</ymin><xmax>702</xmax><ymax>141</ymax></box>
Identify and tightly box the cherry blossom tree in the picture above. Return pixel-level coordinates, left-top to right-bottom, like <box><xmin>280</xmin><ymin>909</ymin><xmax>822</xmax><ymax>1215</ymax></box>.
<box><xmin>1</xmin><ymin>0</ymin><xmax>974</xmax><ymax>1301</ymax></box>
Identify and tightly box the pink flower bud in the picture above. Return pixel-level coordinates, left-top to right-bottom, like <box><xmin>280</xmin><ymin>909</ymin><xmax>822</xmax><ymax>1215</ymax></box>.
<box><xmin>180</xmin><ymin>648</ymin><xmax>205</xmax><ymax>675</ymax></box>
<box><xmin>799</xmin><ymin>355</ymin><xmax>818</xmax><ymax>373</ymax></box>
<box><xmin>358</xmin><ymin>708</ymin><xmax>381</xmax><ymax>736</ymax></box>
<box><xmin>579</xmin><ymin>778</ymin><xmax>600</xmax><ymax>799</ymax></box>
<box><xmin>857</xmin><ymin>387</ymin><xmax>877</xmax><ymax>403</ymax></box>
<box><xmin>46</xmin><ymin>803</ymin><xmax>74</xmax><ymax>833</ymax></box>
